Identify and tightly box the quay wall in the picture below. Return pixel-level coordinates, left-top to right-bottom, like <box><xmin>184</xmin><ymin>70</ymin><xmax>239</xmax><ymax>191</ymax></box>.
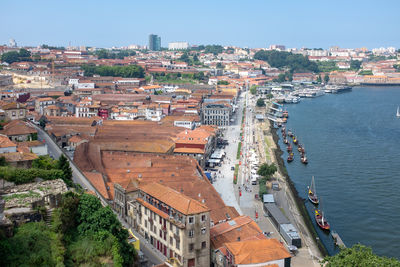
<box><xmin>270</xmin><ymin>124</ymin><xmax>329</xmax><ymax>256</ymax></box>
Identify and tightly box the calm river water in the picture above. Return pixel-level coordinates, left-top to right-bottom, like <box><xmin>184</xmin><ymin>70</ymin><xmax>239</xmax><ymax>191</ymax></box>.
<box><xmin>278</xmin><ymin>86</ymin><xmax>400</xmax><ymax>258</ymax></box>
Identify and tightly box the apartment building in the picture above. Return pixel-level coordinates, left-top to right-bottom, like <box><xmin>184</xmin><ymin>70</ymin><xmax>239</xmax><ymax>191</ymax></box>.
<box><xmin>202</xmin><ymin>103</ymin><xmax>230</xmax><ymax>126</ymax></box>
<box><xmin>126</xmin><ymin>182</ymin><xmax>210</xmax><ymax>267</ymax></box>
<box><xmin>2</xmin><ymin>102</ymin><xmax>27</xmax><ymax>121</ymax></box>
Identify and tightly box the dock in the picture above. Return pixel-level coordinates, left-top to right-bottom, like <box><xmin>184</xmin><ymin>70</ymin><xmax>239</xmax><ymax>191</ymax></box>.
<box><xmin>331</xmin><ymin>231</ymin><xmax>346</xmax><ymax>248</ymax></box>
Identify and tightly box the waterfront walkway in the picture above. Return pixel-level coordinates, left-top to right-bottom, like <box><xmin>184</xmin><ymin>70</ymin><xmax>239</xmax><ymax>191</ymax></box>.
<box><xmin>212</xmin><ymin>93</ymin><xmax>322</xmax><ymax>267</ymax></box>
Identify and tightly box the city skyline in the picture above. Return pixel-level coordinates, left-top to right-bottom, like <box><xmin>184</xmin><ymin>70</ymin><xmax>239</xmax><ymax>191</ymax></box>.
<box><xmin>1</xmin><ymin>0</ymin><xmax>399</xmax><ymax>49</ymax></box>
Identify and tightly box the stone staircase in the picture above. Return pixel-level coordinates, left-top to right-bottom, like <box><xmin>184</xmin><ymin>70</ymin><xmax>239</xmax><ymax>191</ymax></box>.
<box><xmin>44</xmin><ymin>208</ymin><xmax>53</xmax><ymax>226</ymax></box>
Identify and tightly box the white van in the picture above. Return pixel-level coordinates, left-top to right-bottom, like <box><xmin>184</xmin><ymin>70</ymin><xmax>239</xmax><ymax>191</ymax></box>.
<box><xmin>251</xmin><ymin>175</ymin><xmax>258</xmax><ymax>185</ymax></box>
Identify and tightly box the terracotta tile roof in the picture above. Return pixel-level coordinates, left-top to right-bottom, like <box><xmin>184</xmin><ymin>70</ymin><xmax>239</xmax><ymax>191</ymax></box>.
<box><xmin>173</xmin><ymin>147</ymin><xmax>204</xmax><ymax>154</ymax></box>
<box><xmin>83</xmin><ymin>171</ymin><xmax>110</xmax><ymax>200</ymax></box>
<box><xmin>1</xmin><ymin>102</ymin><xmax>26</xmax><ymax>110</ymax></box>
<box><xmin>1</xmin><ymin>120</ymin><xmax>37</xmax><ymax>136</ymax></box>
<box><xmin>18</xmin><ymin>140</ymin><xmax>45</xmax><ymax>147</ymax></box>
<box><xmin>140</xmin><ymin>182</ymin><xmax>210</xmax><ymax>215</ymax></box>
<box><xmin>210</xmin><ymin>215</ymin><xmax>266</xmax><ymax>249</ymax></box>
<box><xmin>68</xmin><ymin>135</ymin><xmax>85</xmax><ymax>143</ymax></box>
<box><xmin>76</xmin><ymin>152</ymin><xmax>239</xmax><ymax>224</ymax></box>
<box><xmin>224</xmin><ymin>239</ymin><xmax>291</xmax><ymax>265</ymax></box>
<box><xmin>0</xmin><ymin>135</ymin><xmax>16</xmax><ymax>148</ymax></box>
<box><xmin>174</xmin><ymin>128</ymin><xmax>212</xmax><ymax>145</ymax></box>
<box><xmin>3</xmin><ymin>152</ymin><xmax>38</xmax><ymax>162</ymax></box>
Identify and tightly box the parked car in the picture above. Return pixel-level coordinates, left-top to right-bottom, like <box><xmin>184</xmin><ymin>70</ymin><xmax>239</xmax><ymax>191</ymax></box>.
<box><xmin>231</xmin><ymin>166</ymin><xmax>235</xmax><ymax>171</ymax></box>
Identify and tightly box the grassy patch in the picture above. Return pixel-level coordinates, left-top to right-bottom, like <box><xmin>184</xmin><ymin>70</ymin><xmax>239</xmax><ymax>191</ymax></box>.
<box><xmin>3</xmin><ymin>191</ymin><xmax>41</xmax><ymax>201</ymax></box>
<box><xmin>233</xmin><ymin>164</ymin><xmax>239</xmax><ymax>184</ymax></box>
<box><xmin>237</xmin><ymin>142</ymin><xmax>242</xmax><ymax>160</ymax></box>
<box><xmin>264</xmin><ymin>137</ymin><xmax>271</xmax><ymax>161</ymax></box>
<box><xmin>258</xmin><ymin>177</ymin><xmax>268</xmax><ymax>197</ymax></box>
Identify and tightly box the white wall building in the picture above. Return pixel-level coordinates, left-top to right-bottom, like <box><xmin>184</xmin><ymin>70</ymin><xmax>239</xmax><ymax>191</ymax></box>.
<box><xmin>168</xmin><ymin>42</ymin><xmax>189</xmax><ymax>50</ymax></box>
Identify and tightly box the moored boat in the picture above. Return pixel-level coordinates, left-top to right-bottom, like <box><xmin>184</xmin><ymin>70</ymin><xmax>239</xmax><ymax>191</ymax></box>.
<box><xmin>293</xmin><ymin>137</ymin><xmax>298</xmax><ymax>145</ymax></box>
<box><xmin>287</xmin><ymin>144</ymin><xmax>292</xmax><ymax>152</ymax></box>
<box><xmin>287</xmin><ymin>154</ymin><xmax>294</xmax><ymax>162</ymax></box>
<box><xmin>301</xmin><ymin>155</ymin><xmax>308</xmax><ymax>164</ymax></box>
<box><xmin>308</xmin><ymin>176</ymin><xmax>319</xmax><ymax>205</ymax></box>
<box><xmin>397</xmin><ymin>106</ymin><xmax>400</xmax><ymax>118</ymax></box>
<box><xmin>284</xmin><ymin>138</ymin><xmax>289</xmax><ymax>144</ymax></box>
<box><xmin>288</xmin><ymin>129</ymin><xmax>293</xmax><ymax>137</ymax></box>
<box><xmin>315</xmin><ymin>209</ymin><xmax>330</xmax><ymax>231</ymax></box>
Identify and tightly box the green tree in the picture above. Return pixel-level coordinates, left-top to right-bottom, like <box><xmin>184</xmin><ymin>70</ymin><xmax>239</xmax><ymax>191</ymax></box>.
<box><xmin>32</xmin><ymin>155</ymin><xmax>58</xmax><ymax>170</ymax></box>
<box><xmin>58</xmin><ymin>192</ymin><xmax>80</xmax><ymax>236</ymax></box>
<box><xmin>0</xmin><ymin>156</ymin><xmax>7</xmax><ymax>166</ymax></box>
<box><xmin>254</xmin><ymin>50</ymin><xmax>319</xmax><ymax>73</ymax></box>
<box><xmin>0</xmin><ymin>222</ymin><xmax>63</xmax><ymax>266</ymax></box>
<box><xmin>218</xmin><ymin>80</ymin><xmax>229</xmax><ymax>85</ymax></box>
<box><xmin>266</xmin><ymin>93</ymin><xmax>273</xmax><ymax>99</ymax></box>
<box><xmin>57</xmin><ymin>155</ymin><xmax>73</xmax><ymax>186</ymax></box>
<box><xmin>350</xmin><ymin>60</ymin><xmax>362</xmax><ymax>70</ymax></box>
<box><xmin>256</xmin><ymin>98</ymin><xmax>265</xmax><ymax>107</ymax></box>
<box><xmin>324</xmin><ymin>74</ymin><xmax>330</xmax><ymax>84</ymax></box>
<box><xmin>250</xmin><ymin>85</ymin><xmax>257</xmax><ymax>95</ymax></box>
<box><xmin>257</xmin><ymin>163</ymin><xmax>277</xmax><ymax>179</ymax></box>
<box><xmin>1</xmin><ymin>51</ymin><xmax>20</xmax><ymax>64</ymax></box>
<box><xmin>216</xmin><ymin>62</ymin><xmax>224</xmax><ymax>69</ymax></box>
<box><xmin>317</xmin><ymin>75</ymin><xmax>322</xmax><ymax>83</ymax></box>
<box><xmin>179</xmin><ymin>52</ymin><xmax>190</xmax><ymax>63</ymax></box>
<box><xmin>321</xmin><ymin>244</ymin><xmax>400</xmax><ymax>267</ymax></box>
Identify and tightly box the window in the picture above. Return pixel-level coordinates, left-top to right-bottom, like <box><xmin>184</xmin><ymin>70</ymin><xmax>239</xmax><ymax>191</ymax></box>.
<box><xmin>201</xmin><ymin>241</ymin><xmax>206</xmax><ymax>249</ymax></box>
<box><xmin>169</xmin><ymin>223</ymin><xmax>173</xmax><ymax>231</ymax></box>
<box><xmin>188</xmin><ymin>216</ymin><xmax>194</xmax><ymax>224</ymax></box>
<box><xmin>176</xmin><ymin>239</ymin><xmax>180</xmax><ymax>250</ymax></box>
<box><xmin>189</xmin><ymin>243</ymin><xmax>194</xmax><ymax>252</ymax></box>
<box><xmin>145</xmin><ymin>220</ymin><xmax>148</xmax><ymax>228</ymax></box>
<box><xmin>159</xmin><ymin>230</ymin><xmax>162</xmax><ymax>238</ymax></box>
<box><xmin>170</xmin><ymin>236</ymin><xmax>173</xmax><ymax>245</ymax></box>
<box><xmin>188</xmin><ymin>230</ymin><xmax>194</xmax><ymax>238</ymax></box>
<box><xmin>201</xmin><ymin>215</ymin><xmax>206</xmax><ymax>222</ymax></box>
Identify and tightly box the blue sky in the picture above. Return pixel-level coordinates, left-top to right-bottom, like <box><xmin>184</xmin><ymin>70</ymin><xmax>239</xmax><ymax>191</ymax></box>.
<box><xmin>1</xmin><ymin>0</ymin><xmax>399</xmax><ymax>49</ymax></box>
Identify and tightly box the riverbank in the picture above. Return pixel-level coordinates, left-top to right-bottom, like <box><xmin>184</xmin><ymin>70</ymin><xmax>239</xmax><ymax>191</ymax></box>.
<box><xmin>269</xmin><ymin>123</ymin><xmax>328</xmax><ymax>257</ymax></box>
<box><xmin>256</xmin><ymin>107</ymin><xmax>326</xmax><ymax>262</ymax></box>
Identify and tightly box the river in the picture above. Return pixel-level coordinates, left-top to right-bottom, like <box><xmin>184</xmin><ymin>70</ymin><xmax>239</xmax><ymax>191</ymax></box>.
<box><xmin>277</xmin><ymin>86</ymin><xmax>400</xmax><ymax>259</ymax></box>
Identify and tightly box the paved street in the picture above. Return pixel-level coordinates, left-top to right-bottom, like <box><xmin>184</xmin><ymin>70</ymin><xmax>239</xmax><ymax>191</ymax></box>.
<box><xmin>211</xmin><ymin>91</ymin><xmax>321</xmax><ymax>267</ymax></box>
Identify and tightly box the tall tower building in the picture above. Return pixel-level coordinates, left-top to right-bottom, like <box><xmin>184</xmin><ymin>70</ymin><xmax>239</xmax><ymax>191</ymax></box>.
<box><xmin>149</xmin><ymin>34</ymin><xmax>161</xmax><ymax>51</ymax></box>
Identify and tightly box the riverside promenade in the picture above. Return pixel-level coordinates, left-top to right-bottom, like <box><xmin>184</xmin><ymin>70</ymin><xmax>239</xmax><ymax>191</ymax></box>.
<box><xmin>212</xmin><ymin>92</ymin><xmax>322</xmax><ymax>266</ymax></box>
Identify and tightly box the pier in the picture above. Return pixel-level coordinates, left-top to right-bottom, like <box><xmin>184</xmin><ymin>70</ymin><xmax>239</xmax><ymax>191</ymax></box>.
<box><xmin>331</xmin><ymin>231</ymin><xmax>346</xmax><ymax>248</ymax></box>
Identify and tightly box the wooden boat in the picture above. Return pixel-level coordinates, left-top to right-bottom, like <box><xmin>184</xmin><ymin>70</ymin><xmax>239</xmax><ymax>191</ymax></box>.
<box><xmin>315</xmin><ymin>197</ymin><xmax>330</xmax><ymax>231</ymax></box>
<box><xmin>284</xmin><ymin>138</ymin><xmax>289</xmax><ymax>144</ymax></box>
<box><xmin>287</xmin><ymin>129</ymin><xmax>293</xmax><ymax>137</ymax></box>
<box><xmin>283</xmin><ymin>110</ymin><xmax>289</xmax><ymax>118</ymax></box>
<box><xmin>308</xmin><ymin>176</ymin><xmax>319</xmax><ymax>205</ymax></box>
<box><xmin>293</xmin><ymin>137</ymin><xmax>298</xmax><ymax>145</ymax></box>
<box><xmin>287</xmin><ymin>154</ymin><xmax>294</xmax><ymax>162</ymax></box>
<box><xmin>287</xmin><ymin>144</ymin><xmax>292</xmax><ymax>152</ymax></box>
<box><xmin>297</xmin><ymin>144</ymin><xmax>303</xmax><ymax>152</ymax></box>
<box><xmin>315</xmin><ymin>209</ymin><xmax>330</xmax><ymax>231</ymax></box>
<box><xmin>301</xmin><ymin>155</ymin><xmax>308</xmax><ymax>164</ymax></box>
